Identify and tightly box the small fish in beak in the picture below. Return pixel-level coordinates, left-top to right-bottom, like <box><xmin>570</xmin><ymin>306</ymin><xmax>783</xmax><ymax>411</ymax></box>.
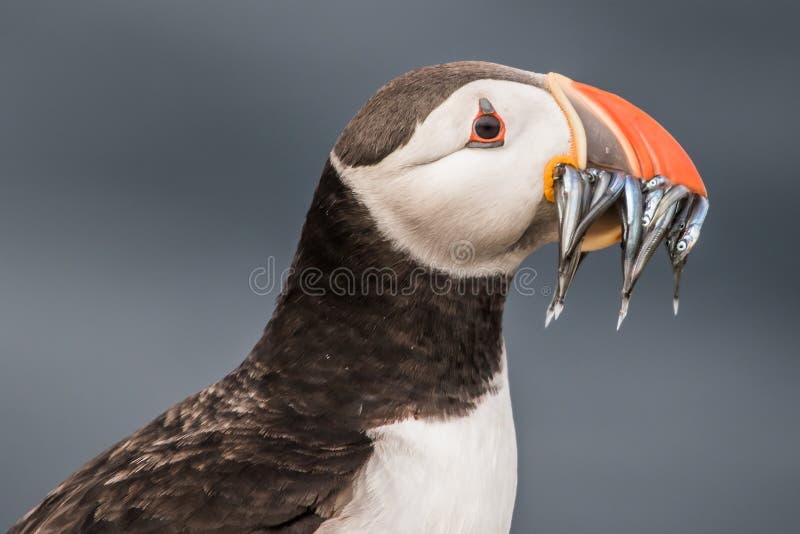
<box><xmin>619</xmin><ymin>175</ymin><xmax>644</xmax><ymax>319</ymax></box>
<box><xmin>566</xmin><ymin>171</ymin><xmax>626</xmax><ymax>258</ymax></box>
<box><xmin>642</xmin><ymin>180</ymin><xmax>666</xmax><ymax>227</ymax></box>
<box><xmin>545</xmin><ymin>164</ymin><xmax>709</xmax><ymax>329</ymax></box>
<box><xmin>664</xmin><ymin>194</ymin><xmax>694</xmax><ymax>315</ymax></box>
<box><xmin>558</xmin><ymin>165</ymin><xmax>584</xmax><ymax>262</ymax></box>
<box><xmin>666</xmin><ymin>196</ymin><xmax>709</xmax><ymax>315</ymax></box>
<box><xmin>546</xmin><ymin>166</ymin><xmax>574</xmax><ymax>326</ymax></box>
<box><xmin>671</xmin><ymin>196</ymin><xmax>709</xmax><ymax>265</ymax></box>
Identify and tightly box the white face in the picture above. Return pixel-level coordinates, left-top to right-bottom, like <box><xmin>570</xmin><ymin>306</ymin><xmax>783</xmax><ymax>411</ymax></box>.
<box><xmin>331</xmin><ymin>79</ymin><xmax>572</xmax><ymax>276</ymax></box>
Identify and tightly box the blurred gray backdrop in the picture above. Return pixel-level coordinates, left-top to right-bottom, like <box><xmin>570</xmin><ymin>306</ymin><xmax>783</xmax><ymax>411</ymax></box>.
<box><xmin>1</xmin><ymin>1</ymin><xmax>798</xmax><ymax>532</ymax></box>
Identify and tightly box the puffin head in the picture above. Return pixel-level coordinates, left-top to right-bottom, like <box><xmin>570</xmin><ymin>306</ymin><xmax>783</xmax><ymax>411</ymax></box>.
<box><xmin>330</xmin><ymin>61</ymin><xmax>708</xmax><ymax>326</ymax></box>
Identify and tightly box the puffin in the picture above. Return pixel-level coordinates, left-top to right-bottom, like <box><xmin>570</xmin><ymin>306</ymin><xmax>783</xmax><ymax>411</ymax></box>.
<box><xmin>10</xmin><ymin>61</ymin><xmax>708</xmax><ymax>533</ymax></box>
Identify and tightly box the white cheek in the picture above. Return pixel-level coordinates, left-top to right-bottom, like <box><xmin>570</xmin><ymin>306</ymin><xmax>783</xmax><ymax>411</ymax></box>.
<box><xmin>393</xmin><ymin>150</ymin><xmax>539</xmax><ymax>250</ymax></box>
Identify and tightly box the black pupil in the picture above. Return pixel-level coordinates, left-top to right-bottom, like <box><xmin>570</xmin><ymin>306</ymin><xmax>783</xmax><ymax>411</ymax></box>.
<box><xmin>474</xmin><ymin>114</ymin><xmax>501</xmax><ymax>140</ymax></box>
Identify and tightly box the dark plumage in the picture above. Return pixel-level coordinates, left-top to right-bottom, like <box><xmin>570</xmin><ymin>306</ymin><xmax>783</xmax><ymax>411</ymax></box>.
<box><xmin>10</xmin><ymin>162</ymin><xmax>510</xmax><ymax>533</ymax></box>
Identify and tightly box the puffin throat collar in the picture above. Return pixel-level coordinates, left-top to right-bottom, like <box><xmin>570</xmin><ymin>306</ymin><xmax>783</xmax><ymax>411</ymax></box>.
<box><xmin>542</xmin><ymin>73</ymin><xmax>707</xmax><ymax>203</ymax></box>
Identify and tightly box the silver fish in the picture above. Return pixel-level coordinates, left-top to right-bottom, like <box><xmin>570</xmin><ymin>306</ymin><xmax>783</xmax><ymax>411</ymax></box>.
<box><xmin>616</xmin><ymin>176</ymin><xmax>644</xmax><ymax>330</ymax></box>
<box><xmin>672</xmin><ymin>196</ymin><xmax>709</xmax><ymax>264</ymax></box>
<box><xmin>558</xmin><ymin>166</ymin><xmax>584</xmax><ymax>261</ymax></box>
<box><xmin>565</xmin><ymin>171</ymin><xmax>626</xmax><ymax>258</ymax></box>
<box><xmin>666</xmin><ymin>196</ymin><xmax>695</xmax><ymax>258</ymax></box>
<box><xmin>642</xmin><ymin>187</ymin><xmax>666</xmax><ymax>227</ymax></box>
<box><xmin>631</xmin><ymin>200</ymin><xmax>679</xmax><ymax>283</ymax></box>
<box><xmin>581</xmin><ymin>172</ymin><xmax>595</xmax><ymax>217</ymax></box>
<box><xmin>591</xmin><ymin>170</ymin><xmax>612</xmax><ymax>208</ymax></box>
<box><xmin>547</xmin><ymin>166</ymin><xmax>596</xmax><ymax>326</ymax></box>
<box><xmin>544</xmin><ymin>165</ymin><xmax>709</xmax><ymax>329</ymax></box>
<box><xmin>620</xmin><ymin>175</ymin><xmax>643</xmax><ymax>295</ymax></box>
<box><xmin>664</xmin><ymin>197</ymin><xmax>695</xmax><ymax>315</ymax></box>
<box><xmin>650</xmin><ymin>185</ymin><xmax>691</xmax><ymax>228</ymax></box>
<box><xmin>555</xmin><ymin>249</ymin><xmax>585</xmax><ymax>318</ymax></box>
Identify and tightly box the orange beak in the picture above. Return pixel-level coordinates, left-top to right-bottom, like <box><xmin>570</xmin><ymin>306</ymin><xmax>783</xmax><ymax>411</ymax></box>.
<box><xmin>544</xmin><ymin>73</ymin><xmax>707</xmax><ymax>251</ymax></box>
<box><xmin>545</xmin><ymin>73</ymin><xmax>706</xmax><ymax>199</ymax></box>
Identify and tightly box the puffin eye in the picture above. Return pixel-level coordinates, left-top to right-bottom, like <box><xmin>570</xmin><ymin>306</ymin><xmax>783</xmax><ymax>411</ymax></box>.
<box><xmin>473</xmin><ymin>115</ymin><xmax>501</xmax><ymax>140</ymax></box>
<box><xmin>467</xmin><ymin>98</ymin><xmax>505</xmax><ymax>148</ymax></box>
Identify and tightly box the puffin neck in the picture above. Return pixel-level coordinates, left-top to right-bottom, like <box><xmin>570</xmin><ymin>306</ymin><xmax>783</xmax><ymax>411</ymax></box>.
<box><xmin>247</xmin><ymin>160</ymin><xmax>509</xmax><ymax>426</ymax></box>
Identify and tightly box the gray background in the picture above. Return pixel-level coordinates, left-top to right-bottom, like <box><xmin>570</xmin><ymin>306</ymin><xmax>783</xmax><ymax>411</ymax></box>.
<box><xmin>1</xmin><ymin>1</ymin><xmax>798</xmax><ymax>532</ymax></box>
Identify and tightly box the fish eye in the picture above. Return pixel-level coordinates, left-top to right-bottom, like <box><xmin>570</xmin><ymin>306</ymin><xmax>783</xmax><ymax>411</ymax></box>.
<box><xmin>676</xmin><ymin>240</ymin><xmax>688</xmax><ymax>252</ymax></box>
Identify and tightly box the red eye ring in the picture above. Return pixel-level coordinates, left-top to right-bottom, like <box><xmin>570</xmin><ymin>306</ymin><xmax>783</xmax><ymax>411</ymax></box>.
<box><xmin>468</xmin><ymin>104</ymin><xmax>506</xmax><ymax>147</ymax></box>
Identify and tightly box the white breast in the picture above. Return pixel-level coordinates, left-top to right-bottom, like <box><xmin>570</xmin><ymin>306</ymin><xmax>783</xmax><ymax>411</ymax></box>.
<box><xmin>317</xmin><ymin>348</ymin><xmax>517</xmax><ymax>534</ymax></box>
